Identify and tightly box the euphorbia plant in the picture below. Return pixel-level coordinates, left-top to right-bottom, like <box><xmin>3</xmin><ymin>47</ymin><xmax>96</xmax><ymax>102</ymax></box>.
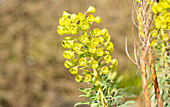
<box><xmin>57</xmin><ymin>6</ymin><xmax>135</xmax><ymax>107</ymax></box>
<box><xmin>131</xmin><ymin>0</ymin><xmax>169</xmax><ymax>107</ymax></box>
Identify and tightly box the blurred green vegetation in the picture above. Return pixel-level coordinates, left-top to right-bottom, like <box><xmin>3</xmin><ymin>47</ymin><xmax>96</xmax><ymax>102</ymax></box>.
<box><xmin>0</xmin><ymin>0</ymin><xmax>143</xmax><ymax>107</ymax></box>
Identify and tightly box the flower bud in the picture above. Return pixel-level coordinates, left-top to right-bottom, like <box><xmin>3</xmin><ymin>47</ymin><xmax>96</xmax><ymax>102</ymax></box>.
<box><xmin>150</xmin><ymin>39</ymin><xmax>157</xmax><ymax>46</ymax></box>
<box><xmin>91</xmin><ymin>60</ymin><xmax>99</xmax><ymax>68</ymax></box>
<box><xmin>63</xmin><ymin>11</ymin><xmax>71</xmax><ymax>17</ymax></box>
<box><xmin>80</xmin><ymin>35</ymin><xmax>89</xmax><ymax>44</ymax></box>
<box><xmin>57</xmin><ymin>26</ymin><xmax>64</xmax><ymax>35</ymax></box>
<box><xmin>105</xmin><ymin>42</ymin><xmax>114</xmax><ymax>54</ymax></box>
<box><xmin>63</xmin><ymin>50</ymin><xmax>74</xmax><ymax>59</ymax></box>
<box><xmin>104</xmin><ymin>55</ymin><xmax>112</xmax><ymax>63</ymax></box>
<box><xmin>96</xmin><ymin>48</ymin><xmax>104</xmax><ymax>57</ymax></box>
<box><xmin>87</xmin><ymin>6</ymin><xmax>96</xmax><ymax>13</ymax></box>
<box><xmin>95</xmin><ymin>16</ymin><xmax>101</xmax><ymax>24</ymax></box>
<box><xmin>69</xmin><ymin>66</ymin><xmax>78</xmax><ymax>75</ymax></box>
<box><xmin>87</xmin><ymin>14</ymin><xmax>95</xmax><ymax>23</ymax></box>
<box><xmin>73</xmin><ymin>43</ymin><xmax>82</xmax><ymax>52</ymax></box>
<box><xmin>61</xmin><ymin>40</ymin><xmax>73</xmax><ymax>48</ymax></box>
<box><xmin>79</xmin><ymin>58</ymin><xmax>87</xmax><ymax>66</ymax></box>
<box><xmin>91</xmin><ymin>38</ymin><xmax>99</xmax><ymax>46</ymax></box>
<box><xmin>104</xmin><ymin>34</ymin><xmax>111</xmax><ymax>42</ymax></box>
<box><xmin>93</xmin><ymin>28</ymin><xmax>102</xmax><ymax>36</ymax></box>
<box><xmin>64</xmin><ymin>60</ymin><xmax>74</xmax><ymax>68</ymax></box>
<box><xmin>88</xmin><ymin>45</ymin><xmax>96</xmax><ymax>53</ymax></box>
<box><xmin>70</xmin><ymin>14</ymin><xmax>77</xmax><ymax>21</ymax></box>
<box><xmin>81</xmin><ymin>21</ymin><xmax>90</xmax><ymax>30</ymax></box>
<box><xmin>84</xmin><ymin>74</ymin><xmax>92</xmax><ymax>82</ymax></box>
<box><xmin>101</xmin><ymin>66</ymin><xmax>109</xmax><ymax>74</ymax></box>
<box><xmin>75</xmin><ymin>75</ymin><xmax>83</xmax><ymax>82</ymax></box>
<box><xmin>78</xmin><ymin>12</ymin><xmax>85</xmax><ymax>21</ymax></box>
<box><xmin>111</xmin><ymin>59</ymin><xmax>118</xmax><ymax>66</ymax></box>
<box><xmin>101</xmin><ymin>28</ymin><xmax>108</xmax><ymax>36</ymax></box>
<box><xmin>98</xmin><ymin>36</ymin><xmax>104</xmax><ymax>44</ymax></box>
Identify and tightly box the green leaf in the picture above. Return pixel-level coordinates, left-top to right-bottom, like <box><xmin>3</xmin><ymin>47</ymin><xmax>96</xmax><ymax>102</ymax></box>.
<box><xmin>78</xmin><ymin>88</ymin><xmax>88</xmax><ymax>94</ymax></box>
<box><xmin>78</xmin><ymin>94</ymin><xmax>88</xmax><ymax>98</ymax></box>
<box><xmin>74</xmin><ymin>102</ymin><xmax>91</xmax><ymax>107</ymax></box>
<box><xmin>125</xmin><ymin>101</ymin><xmax>136</xmax><ymax>105</ymax></box>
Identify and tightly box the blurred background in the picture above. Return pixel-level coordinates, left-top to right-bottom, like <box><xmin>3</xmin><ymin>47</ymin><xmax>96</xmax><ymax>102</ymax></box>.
<box><xmin>0</xmin><ymin>0</ymin><xmax>144</xmax><ymax>107</ymax></box>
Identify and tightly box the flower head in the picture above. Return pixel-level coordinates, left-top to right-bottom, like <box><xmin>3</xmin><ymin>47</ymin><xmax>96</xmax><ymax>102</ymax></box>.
<box><xmin>69</xmin><ymin>66</ymin><xmax>78</xmax><ymax>75</ymax></box>
<box><xmin>88</xmin><ymin>45</ymin><xmax>96</xmax><ymax>53</ymax></box>
<box><xmin>86</xmin><ymin>6</ymin><xmax>96</xmax><ymax>13</ymax></box>
<box><xmin>104</xmin><ymin>55</ymin><xmax>112</xmax><ymax>63</ymax></box>
<box><xmin>101</xmin><ymin>66</ymin><xmax>109</xmax><ymax>74</ymax></box>
<box><xmin>79</xmin><ymin>58</ymin><xmax>87</xmax><ymax>66</ymax></box>
<box><xmin>91</xmin><ymin>60</ymin><xmax>99</xmax><ymax>68</ymax></box>
<box><xmin>96</xmin><ymin>48</ymin><xmax>104</xmax><ymax>57</ymax></box>
<box><xmin>84</xmin><ymin>74</ymin><xmax>92</xmax><ymax>82</ymax></box>
<box><xmin>95</xmin><ymin>16</ymin><xmax>101</xmax><ymax>24</ymax></box>
<box><xmin>75</xmin><ymin>75</ymin><xmax>83</xmax><ymax>82</ymax></box>
<box><xmin>63</xmin><ymin>50</ymin><xmax>74</xmax><ymax>59</ymax></box>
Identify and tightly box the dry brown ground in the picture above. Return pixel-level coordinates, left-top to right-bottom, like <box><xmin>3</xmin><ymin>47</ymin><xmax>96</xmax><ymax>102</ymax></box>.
<box><xmin>0</xmin><ymin>0</ymin><xmax>144</xmax><ymax>107</ymax></box>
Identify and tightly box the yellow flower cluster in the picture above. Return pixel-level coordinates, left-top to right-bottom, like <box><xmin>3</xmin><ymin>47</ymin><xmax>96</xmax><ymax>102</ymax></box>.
<box><xmin>58</xmin><ymin>6</ymin><xmax>118</xmax><ymax>83</ymax></box>
<box><xmin>150</xmin><ymin>0</ymin><xmax>170</xmax><ymax>47</ymax></box>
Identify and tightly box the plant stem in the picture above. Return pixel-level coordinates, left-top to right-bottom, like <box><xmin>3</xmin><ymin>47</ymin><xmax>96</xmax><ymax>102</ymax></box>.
<box><xmin>141</xmin><ymin>46</ymin><xmax>151</xmax><ymax>107</ymax></box>
<box><xmin>93</xmin><ymin>68</ymin><xmax>107</xmax><ymax>107</ymax></box>
<box><xmin>148</xmin><ymin>46</ymin><xmax>163</xmax><ymax>107</ymax></box>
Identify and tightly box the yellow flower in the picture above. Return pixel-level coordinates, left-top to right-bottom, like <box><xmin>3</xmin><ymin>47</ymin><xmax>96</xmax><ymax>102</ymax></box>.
<box><xmin>69</xmin><ymin>23</ymin><xmax>79</xmax><ymax>35</ymax></box>
<box><xmin>80</xmin><ymin>35</ymin><xmax>89</xmax><ymax>44</ymax></box>
<box><xmin>111</xmin><ymin>59</ymin><xmax>118</xmax><ymax>66</ymax></box>
<box><xmin>110</xmin><ymin>65</ymin><xmax>117</xmax><ymax>71</ymax></box>
<box><xmin>84</xmin><ymin>74</ymin><xmax>92</xmax><ymax>82</ymax></box>
<box><xmin>96</xmin><ymin>48</ymin><xmax>104</xmax><ymax>57</ymax></box>
<box><xmin>88</xmin><ymin>45</ymin><xmax>96</xmax><ymax>53</ymax></box>
<box><xmin>156</xmin><ymin>3</ymin><xmax>164</xmax><ymax>12</ymax></box>
<box><xmin>87</xmin><ymin>14</ymin><xmax>95</xmax><ymax>23</ymax></box>
<box><xmin>95</xmin><ymin>16</ymin><xmax>101</xmax><ymax>24</ymax></box>
<box><xmin>59</xmin><ymin>17</ymin><xmax>71</xmax><ymax>26</ymax></box>
<box><xmin>77</xmin><ymin>12</ymin><xmax>85</xmax><ymax>21</ymax></box>
<box><xmin>57</xmin><ymin>26</ymin><xmax>64</xmax><ymax>35</ymax></box>
<box><xmin>70</xmin><ymin>14</ymin><xmax>78</xmax><ymax>22</ymax></box>
<box><xmin>64</xmin><ymin>60</ymin><xmax>74</xmax><ymax>68</ymax></box>
<box><xmin>104</xmin><ymin>51</ymin><xmax>110</xmax><ymax>55</ymax></box>
<box><xmin>104</xmin><ymin>34</ymin><xmax>111</xmax><ymax>42</ymax></box>
<box><xmin>101</xmin><ymin>66</ymin><xmax>109</xmax><ymax>74</ymax></box>
<box><xmin>152</xmin><ymin>30</ymin><xmax>158</xmax><ymax>37</ymax></box>
<box><xmin>63</xmin><ymin>11</ymin><xmax>71</xmax><ymax>17</ymax></box>
<box><xmin>93</xmin><ymin>28</ymin><xmax>102</xmax><ymax>36</ymax></box>
<box><xmin>91</xmin><ymin>60</ymin><xmax>99</xmax><ymax>68</ymax></box>
<box><xmin>162</xmin><ymin>34</ymin><xmax>169</xmax><ymax>41</ymax></box>
<box><xmin>79</xmin><ymin>58</ymin><xmax>87</xmax><ymax>66</ymax></box>
<box><xmin>86</xmin><ymin>6</ymin><xmax>96</xmax><ymax>13</ymax></box>
<box><xmin>152</xmin><ymin>3</ymin><xmax>158</xmax><ymax>14</ymax></box>
<box><xmin>73</xmin><ymin>43</ymin><xmax>82</xmax><ymax>52</ymax></box>
<box><xmin>69</xmin><ymin>66</ymin><xmax>78</xmax><ymax>75</ymax></box>
<box><xmin>104</xmin><ymin>55</ymin><xmax>112</xmax><ymax>63</ymax></box>
<box><xmin>91</xmin><ymin>38</ymin><xmax>99</xmax><ymax>46</ymax></box>
<box><xmin>151</xmin><ymin>39</ymin><xmax>157</xmax><ymax>46</ymax></box>
<box><xmin>98</xmin><ymin>36</ymin><xmax>104</xmax><ymax>44</ymax></box>
<box><xmin>81</xmin><ymin>21</ymin><xmax>90</xmax><ymax>30</ymax></box>
<box><xmin>105</xmin><ymin>42</ymin><xmax>114</xmax><ymax>54</ymax></box>
<box><xmin>63</xmin><ymin>50</ymin><xmax>74</xmax><ymax>59</ymax></box>
<box><xmin>75</xmin><ymin>75</ymin><xmax>83</xmax><ymax>82</ymax></box>
<box><xmin>61</xmin><ymin>40</ymin><xmax>73</xmax><ymax>49</ymax></box>
<box><xmin>101</xmin><ymin>28</ymin><xmax>108</xmax><ymax>36</ymax></box>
